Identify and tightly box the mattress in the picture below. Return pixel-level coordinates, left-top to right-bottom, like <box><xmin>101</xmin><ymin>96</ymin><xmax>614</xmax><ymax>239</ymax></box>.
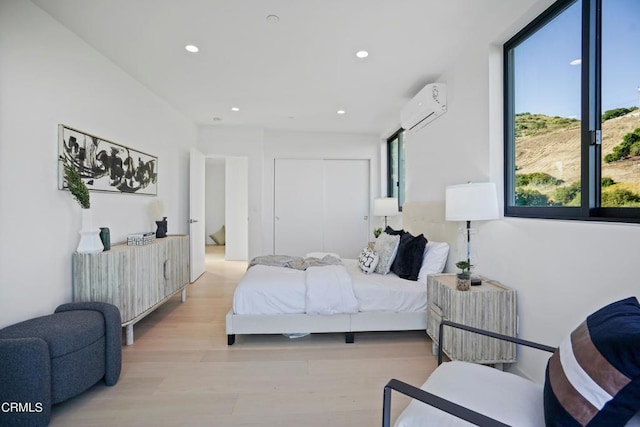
<box><xmin>232</xmin><ymin>259</ymin><xmax>426</xmax><ymax>315</ymax></box>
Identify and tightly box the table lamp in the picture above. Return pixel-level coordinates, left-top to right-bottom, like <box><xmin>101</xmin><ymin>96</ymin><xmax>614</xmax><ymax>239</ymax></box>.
<box><xmin>445</xmin><ymin>182</ymin><xmax>499</xmax><ymax>285</ymax></box>
<box><xmin>374</xmin><ymin>197</ymin><xmax>399</xmax><ymax>228</ymax></box>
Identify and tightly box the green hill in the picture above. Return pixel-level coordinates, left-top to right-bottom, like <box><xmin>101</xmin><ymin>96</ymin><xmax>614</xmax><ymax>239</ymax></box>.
<box><xmin>514</xmin><ymin>110</ymin><xmax>640</xmax><ymax>207</ymax></box>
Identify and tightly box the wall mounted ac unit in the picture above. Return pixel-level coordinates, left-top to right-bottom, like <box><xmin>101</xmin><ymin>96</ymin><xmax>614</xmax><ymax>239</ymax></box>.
<box><xmin>400</xmin><ymin>83</ymin><xmax>447</xmax><ymax>131</ymax></box>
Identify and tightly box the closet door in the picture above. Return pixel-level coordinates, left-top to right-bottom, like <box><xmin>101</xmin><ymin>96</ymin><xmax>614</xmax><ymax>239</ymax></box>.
<box><xmin>323</xmin><ymin>159</ymin><xmax>369</xmax><ymax>258</ymax></box>
<box><xmin>274</xmin><ymin>159</ymin><xmax>369</xmax><ymax>258</ymax></box>
<box><xmin>274</xmin><ymin>159</ymin><xmax>324</xmax><ymax>256</ymax></box>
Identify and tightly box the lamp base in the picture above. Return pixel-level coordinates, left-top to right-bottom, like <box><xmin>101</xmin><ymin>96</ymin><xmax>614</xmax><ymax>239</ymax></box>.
<box><xmin>470</xmin><ymin>276</ymin><xmax>482</xmax><ymax>286</ymax></box>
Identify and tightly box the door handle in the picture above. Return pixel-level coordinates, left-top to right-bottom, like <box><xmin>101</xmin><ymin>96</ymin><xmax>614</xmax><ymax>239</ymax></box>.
<box><xmin>188</xmin><ymin>219</ymin><xmax>198</xmax><ymax>223</ymax></box>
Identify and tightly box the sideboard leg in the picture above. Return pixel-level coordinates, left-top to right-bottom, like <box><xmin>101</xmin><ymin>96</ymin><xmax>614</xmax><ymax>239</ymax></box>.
<box><xmin>181</xmin><ymin>288</ymin><xmax>187</xmax><ymax>302</ymax></box>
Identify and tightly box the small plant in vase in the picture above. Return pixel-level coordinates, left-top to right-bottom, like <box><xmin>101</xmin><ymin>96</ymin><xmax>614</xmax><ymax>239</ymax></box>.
<box><xmin>59</xmin><ymin>156</ymin><xmax>103</xmax><ymax>253</ymax></box>
<box><xmin>373</xmin><ymin>227</ymin><xmax>383</xmax><ymax>238</ymax></box>
<box><xmin>455</xmin><ymin>260</ymin><xmax>472</xmax><ymax>291</ymax></box>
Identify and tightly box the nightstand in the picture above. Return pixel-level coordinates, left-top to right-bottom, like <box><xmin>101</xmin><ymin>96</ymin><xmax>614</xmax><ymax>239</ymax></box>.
<box><xmin>426</xmin><ymin>273</ymin><xmax>516</xmax><ymax>366</ymax></box>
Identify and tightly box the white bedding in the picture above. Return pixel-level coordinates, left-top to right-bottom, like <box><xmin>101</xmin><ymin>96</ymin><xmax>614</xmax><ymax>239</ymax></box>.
<box><xmin>232</xmin><ymin>259</ymin><xmax>426</xmax><ymax>315</ymax></box>
<box><xmin>345</xmin><ymin>259</ymin><xmax>427</xmax><ymax>313</ymax></box>
<box><xmin>305</xmin><ymin>265</ymin><xmax>359</xmax><ymax>315</ymax></box>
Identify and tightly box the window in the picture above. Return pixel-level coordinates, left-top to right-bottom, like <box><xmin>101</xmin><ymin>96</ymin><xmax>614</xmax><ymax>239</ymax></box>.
<box><xmin>387</xmin><ymin>130</ymin><xmax>405</xmax><ymax>210</ymax></box>
<box><xmin>504</xmin><ymin>0</ymin><xmax>640</xmax><ymax>222</ymax></box>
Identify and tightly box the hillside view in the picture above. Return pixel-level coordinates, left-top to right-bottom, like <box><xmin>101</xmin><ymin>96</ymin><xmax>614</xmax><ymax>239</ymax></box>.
<box><xmin>514</xmin><ymin>107</ymin><xmax>640</xmax><ymax>207</ymax></box>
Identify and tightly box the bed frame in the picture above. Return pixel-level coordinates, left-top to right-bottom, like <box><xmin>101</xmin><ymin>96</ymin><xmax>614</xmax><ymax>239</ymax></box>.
<box><xmin>226</xmin><ymin>310</ymin><xmax>427</xmax><ymax>345</ymax></box>
<box><xmin>225</xmin><ymin>202</ymin><xmax>454</xmax><ymax>345</ymax></box>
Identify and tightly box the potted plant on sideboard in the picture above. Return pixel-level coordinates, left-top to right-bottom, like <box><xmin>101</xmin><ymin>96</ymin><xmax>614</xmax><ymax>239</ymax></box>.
<box><xmin>455</xmin><ymin>260</ymin><xmax>472</xmax><ymax>291</ymax></box>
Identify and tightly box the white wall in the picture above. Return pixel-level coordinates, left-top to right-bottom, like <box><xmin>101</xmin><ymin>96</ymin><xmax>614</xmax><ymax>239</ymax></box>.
<box><xmin>198</xmin><ymin>127</ymin><xmax>380</xmax><ymax>258</ymax></box>
<box><xmin>205</xmin><ymin>158</ymin><xmax>225</xmax><ymax>244</ymax></box>
<box><xmin>225</xmin><ymin>156</ymin><xmax>249</xmax><ymax>260</ymax></box>
<box><xmin>0</xmin><ymin>1</ymin><xmax>196</xmax><ymax>328</ymax></box>
<box><xmin>406</xmin><ymin>38</ymin><xmax>640</xmax><ymax>382</ymax></box>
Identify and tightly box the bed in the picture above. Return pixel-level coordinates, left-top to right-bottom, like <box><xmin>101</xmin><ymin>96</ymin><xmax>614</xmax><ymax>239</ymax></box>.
<box><xmin>225</xmin><ymin>202</ymin><xmax>454</xmax><ymax>345</ymax></box>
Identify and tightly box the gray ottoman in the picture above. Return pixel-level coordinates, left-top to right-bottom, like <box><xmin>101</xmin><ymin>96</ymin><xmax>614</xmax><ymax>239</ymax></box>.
<box><xmin>0</xmin><ymin>302</ymin><xmax>121</xmax><ymax>426</ymax></box>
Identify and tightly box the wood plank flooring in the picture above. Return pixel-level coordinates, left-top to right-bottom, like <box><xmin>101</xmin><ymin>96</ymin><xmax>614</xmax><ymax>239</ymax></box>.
<box><xmin>50</xmin><ymin>246</ymin><xmax>437</xmax><ymax>426</ymax></box>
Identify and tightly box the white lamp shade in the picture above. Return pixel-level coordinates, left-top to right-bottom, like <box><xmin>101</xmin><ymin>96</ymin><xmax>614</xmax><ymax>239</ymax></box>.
<box><xmin>373</xmin><ymin>198</ymin><xmax>399</xmax><ymax>217</ymax></box>
<box><xmin>445</xmin><ymin>182</ymin><xmax>499</xmax><ymax>221</ymax></box>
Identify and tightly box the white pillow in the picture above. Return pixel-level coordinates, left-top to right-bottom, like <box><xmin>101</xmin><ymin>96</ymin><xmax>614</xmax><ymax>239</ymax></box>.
<box><xmin>357</xmin><ymin>247</ymin><xmax>379</xmax><ymax>274</ymax></box>
<box><xmin>373</xmin><ymin>232</ymin><xmax>400</xmax><ymax>274</ymax></box>
<box><xmin>417</xmin><ymin>241</ymin><xmax>450</xmax><ymax>284</ymax></box>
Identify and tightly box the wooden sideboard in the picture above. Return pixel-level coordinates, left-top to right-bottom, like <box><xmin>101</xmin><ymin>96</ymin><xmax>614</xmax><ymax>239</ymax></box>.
<box><xmin>72</xmin><ymin>235</ymin><xmax>190</xmax><ymax>345</ymax></box>
<box><xmin>426</xmin><ymin>273</ymin><xmax>516</xmax><ymax>366</ymax></box>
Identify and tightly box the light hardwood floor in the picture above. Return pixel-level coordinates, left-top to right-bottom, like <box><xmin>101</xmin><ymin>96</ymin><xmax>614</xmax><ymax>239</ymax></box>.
<box><xmin>50</xmin><ymin>246</ymin><xmax>437</xmax><ymax>426</ymax></box>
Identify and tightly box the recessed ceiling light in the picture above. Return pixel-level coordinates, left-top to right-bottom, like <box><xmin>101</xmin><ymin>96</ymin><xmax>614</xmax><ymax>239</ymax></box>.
<box><xmin>231</xmin><ymin>107</ymin><xmax>240</xmax><ymax>112</ymax></box>
<box><xmin>356</xmin><ymin>50</ymin><xmax>369</xmax><ymax>58</ymax></box>
<box><xmin>185</xmin><ymin>44</ymin><xmax>199</xmax><ymax>53</ymax></box>
<box><xmin>266</xmin><ymin>14</ymin><xmax>280</xmax><ymax>24</ymax></box>
<box><xmin>337</xmin><ymin>110</ymin><xmax>346</xmax><ymax>115</ymax></box>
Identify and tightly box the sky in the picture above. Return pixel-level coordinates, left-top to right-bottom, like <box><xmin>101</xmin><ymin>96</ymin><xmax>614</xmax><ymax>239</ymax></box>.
<box><xmin>514</xmin><ymin>0</ymin><xmax>640</xmax><ymax>118</ymax></box>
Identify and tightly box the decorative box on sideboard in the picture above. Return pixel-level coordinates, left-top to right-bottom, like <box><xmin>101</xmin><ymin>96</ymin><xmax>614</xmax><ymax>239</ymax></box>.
<box><xmin>72</xmin><ymin>234</ymin><xmax>190</xmax><ymax>345</ymax></box>
<box><xmin>426</xmin><ymin>273</ymin><xmax>516</xmax><ymax>367</ymax></box>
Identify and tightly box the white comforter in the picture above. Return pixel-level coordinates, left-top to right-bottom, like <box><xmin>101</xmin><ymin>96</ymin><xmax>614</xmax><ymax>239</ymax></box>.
<box><xmin>233</xmin><ymin>264</ymin><xmax>359</xmax><ymax>315</ymax></box>
<box><xmin>305</xmin><ymin>265</ymin><xmax>359</xmax><ymax>315</ymax></box>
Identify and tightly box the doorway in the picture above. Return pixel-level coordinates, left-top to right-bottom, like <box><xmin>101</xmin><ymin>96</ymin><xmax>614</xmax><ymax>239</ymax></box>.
<box><xmin>204</xmin><ymin>156</ymin><xmax>249</xmax><ymax>261</ymax></box>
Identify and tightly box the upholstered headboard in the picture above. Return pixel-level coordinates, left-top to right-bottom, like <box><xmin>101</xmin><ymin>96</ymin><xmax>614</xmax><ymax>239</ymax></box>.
<box><xmin>401</xmin><ymin>201</ymin><xmax>459</xmax><ymax>272</ymax></box>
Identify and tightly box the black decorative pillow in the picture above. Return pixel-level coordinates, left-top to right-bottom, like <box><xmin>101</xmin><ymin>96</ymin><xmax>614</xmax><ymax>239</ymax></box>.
<box><xmin>357</xmin><ymin>247</ymin><xmax>379</xmax><ymax>274</ymax></box>
<box><xmin>384</xmin><ymin>226</ymin><xmax>405</xmax><ymax>236</ymax></box>
<box><xmin>391</xmin><ymin>232</ymin><xmax>427</xmax><ymax>281</ymax></box>
<box><xmin>543</xmin><ymin>296</ymin><xmax>640</xmax><ymax>426</ymax></box>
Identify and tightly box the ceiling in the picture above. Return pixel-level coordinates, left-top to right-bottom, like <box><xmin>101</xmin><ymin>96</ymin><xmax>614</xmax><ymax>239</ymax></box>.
<box><xmin>31</xmin><ymin>0</ymin><xmax>543</xmax><ymax>136</ymax></box>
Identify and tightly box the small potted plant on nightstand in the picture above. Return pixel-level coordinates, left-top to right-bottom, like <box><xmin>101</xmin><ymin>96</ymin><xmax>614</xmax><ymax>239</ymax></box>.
<box><xmin>455</xmin><ymin>260</ymin><xmax>472</xmax><ymax>291</ymax></box>
<box><xmin>373</xmin><ymin>227</ymin><xmax>383</xmax><ymax>238</ymax></box>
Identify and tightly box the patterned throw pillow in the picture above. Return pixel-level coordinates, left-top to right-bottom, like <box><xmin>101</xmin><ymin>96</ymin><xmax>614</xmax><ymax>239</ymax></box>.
<box><xmin>357</xmin><ymin>247</ymin><xmax>379</xmax><ymax>274</ymax></box>
<box><xmin>373</xmin><ymin>232</ymin><xmax>400</xmax><ymax>274</ymax></box>
<box><xmin>543</xmin><ymin>296</ymin><xmax>640</xmax><ymax>426</ymax></box>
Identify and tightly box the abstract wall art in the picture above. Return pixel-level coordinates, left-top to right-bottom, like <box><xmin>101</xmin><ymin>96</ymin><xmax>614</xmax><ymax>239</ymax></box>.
<box><xmin>58</xmin><ymin>124</ymin><xmax>157</xmax><ymax>195</ymax></box>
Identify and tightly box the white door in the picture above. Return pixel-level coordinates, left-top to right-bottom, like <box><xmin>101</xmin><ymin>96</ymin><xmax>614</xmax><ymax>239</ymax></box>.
<box><xmin>189</xmin><ymin>148</ymin><xmax>205</xmax><ymax>282</ymax></box>
<box><xmin>323</xmin><ymin>159</ymin><xmax>370</xmax><ymax>258</ymax></box>
<box><xmin>274</xmin><ymin>159</ymin><xmax>324</xmax><ymax>256</ymax></box>
<box><xmin>274</xmin><ymin>159</ymin><xmax>370</xmax><ymax>258</ymax></box>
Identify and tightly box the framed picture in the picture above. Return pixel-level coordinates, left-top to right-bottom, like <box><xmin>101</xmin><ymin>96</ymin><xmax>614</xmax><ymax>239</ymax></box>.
<box><xmin>58</xmin><ymin>124</ymin><xmax>157</xmax><ymax>195</ymax></box>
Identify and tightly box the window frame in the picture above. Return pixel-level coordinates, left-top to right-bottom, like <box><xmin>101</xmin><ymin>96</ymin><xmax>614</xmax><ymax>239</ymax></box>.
<box><xmin>386</xmin><ymin>129</ymin><xmax>405</xmax><ymax>211</ymax></box>
<box><xmin>503</xmin><ymin>0</ymin><xmax>640</xmax><ymax>223</ymax></box>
